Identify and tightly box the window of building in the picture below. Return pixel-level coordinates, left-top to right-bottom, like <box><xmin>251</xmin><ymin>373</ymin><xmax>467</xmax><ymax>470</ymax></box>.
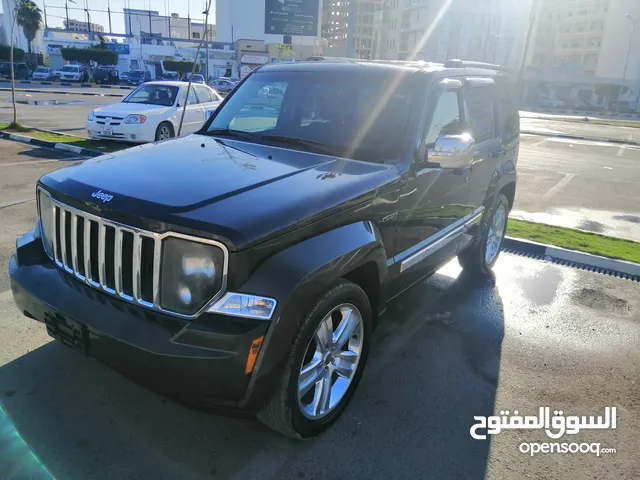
<box><xmin>578</xmin><ymin>9</ymin><xmax>588</xmax><ymax>15</ymax></box>
<box><xmin>590</xmin><ymin>20</ymin><xmax>604</xmax><ymax>30</ymax></box>
<box><xmin>192</xmin><ymin>32</ymin><xmax>200</xmax><ymax>39</ymax></box>
<box><xmin>587</xmin><ymin>37</ymin><xmax>601</xmax><ymax>47</ymax></box>
<box><xmin>570</xmin><ymin>40</ymin><xmax>583</xmax><ymax>48</ymax></box>
<box><xmin>561</xmin><ymin>42</ymin><xmax>568</xmax><ymax>49</ymax></box>
<box><xmin>560</xmin><ymin>25</ymin><xmax>571</xmax><ymax>34</ymax></box>
<box><xmin>424</xmin><ymin>90</ymin><xmax>462</xmax><ymax>148</ymax></box>
<box><xmin>576</xmin><ymin>22</ymin><xmax>587</xmax><ymax>32</ymax></box>
<box><xmin>465</xmin><ymin>86</ymin><xmax>496</xmax><ymax>144</ymax></box>
<box><xmin>583</xmin><ymin>53</ymin><xmax>598</xmax><ymax>66</ymax></box>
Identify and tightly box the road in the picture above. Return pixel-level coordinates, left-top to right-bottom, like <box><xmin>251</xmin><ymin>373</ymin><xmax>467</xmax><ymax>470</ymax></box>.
<box><xmin>514</xmin><ymin>135</ymin><xmax>640</xmax><ymax>242</ymax></box>
<box><xmin>1</xmin><ymin>89</ymin><xmax>640</xmax><ymax>240</ymax></box>
<box><xmin>0</xmin><ymin>140</ymin><xmax>639</xmax><ymax>479</ymax></box>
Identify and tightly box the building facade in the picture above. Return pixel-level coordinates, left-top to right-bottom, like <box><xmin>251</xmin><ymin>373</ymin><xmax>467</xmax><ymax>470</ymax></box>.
<box><xmin>371</xmin><ymin>0</ymin><xmax>502</xmax><ymax>62</ymax></box>
<box><xmin>321</xmin><ymin>0</ymin><xmax>382</xmax><ymax>59</ymax></box>
<box><xmin>63</xmin><ymin>19</ymin><xmax>105</xmax><ymax>33</ymax></box>
<box><xmin>123</xmin><ymin>9</ymin><xmax>214</xmax><ymax>43</ymax></box>
<box><xmin>524</xmin><ymin>0</ymin><xmax>640</xmax><ymax>108</ymax></box>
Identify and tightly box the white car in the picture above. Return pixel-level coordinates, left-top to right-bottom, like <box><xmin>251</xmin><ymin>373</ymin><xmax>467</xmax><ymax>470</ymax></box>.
<box><xmin>86</xmin><ymin>81</ymin><xmax>223</xmax><ymax>143</ymax></box>
<box><xmin>59</xmin><ymin>64</ymin><xmax>87</xmax><ymax>82</ymax></box>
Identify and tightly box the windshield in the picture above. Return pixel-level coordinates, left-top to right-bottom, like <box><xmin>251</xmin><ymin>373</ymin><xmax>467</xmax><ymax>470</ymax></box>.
<box><xmin>62</xmin><ymin>65</ymin><xmax>79</xmax><ymax>72</ymax></box>
<box><xmin>122</xmin><ymin>84</ymin><xmax>178</xmax><ymax>106</ymax></box>
<box><xmin>130</xmin><ymin>70</ymin><xmax>145</xmax><ymax>77</ymax></box>
<box><xmin>35</xmin><ymin>67</ymin><xmax>49</xmax><ymax>73</ymax></box>
<box><xmin>205</xmin><ymin>69</ymin><xmax>416</xmax><ymax>162</ymax></box>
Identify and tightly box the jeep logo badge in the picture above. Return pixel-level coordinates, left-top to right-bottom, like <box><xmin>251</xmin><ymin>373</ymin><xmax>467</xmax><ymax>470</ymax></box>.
<box><xmin>91</xmin><ymin>190</ymin><xmax>114</xmax><ymax>203</ymax></box>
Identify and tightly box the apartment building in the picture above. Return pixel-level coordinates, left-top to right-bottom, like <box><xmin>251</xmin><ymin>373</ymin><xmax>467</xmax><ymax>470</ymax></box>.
<box><xmin>64</xmin><ymin>19</ymin><xmax>105</xmax><ymax>33</ymax></box>
<box><xmin>321</xmin><ymin>0</ymin><xmax>382</xmax><ymax>59</ymax></box>
<box><xmin>372</xmin><ymin>0</ymin><xmax>502</xmax><ymax>62</ymax></box>
<box><xmin>525</xmin><ymin>0</ymin><xmax>640</xmax><ymax>107</ymax></box>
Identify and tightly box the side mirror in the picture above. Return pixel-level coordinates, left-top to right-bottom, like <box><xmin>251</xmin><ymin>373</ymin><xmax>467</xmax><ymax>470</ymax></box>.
<box><xmin>426</xmin><ymin>134</ymin><xmax>475</xmax><ymax>169</ymax></box>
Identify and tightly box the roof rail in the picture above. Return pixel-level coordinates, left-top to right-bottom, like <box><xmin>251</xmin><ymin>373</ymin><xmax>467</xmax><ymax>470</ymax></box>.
<box><xmin>444</xmin><ymin>59</ymin><xmax>504</xmax><ymax>71</ymax></box>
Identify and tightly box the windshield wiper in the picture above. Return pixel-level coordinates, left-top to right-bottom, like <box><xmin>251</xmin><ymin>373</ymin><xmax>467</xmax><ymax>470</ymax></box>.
<box><xmin>205</xmin><ymin>128</ymin><xmax>255</xmax><ymax>141</ymax></box>
<box><xmin>259</xmin><ymin>135</ymin><xmax>337</xmax><ymax>156</ymax></box>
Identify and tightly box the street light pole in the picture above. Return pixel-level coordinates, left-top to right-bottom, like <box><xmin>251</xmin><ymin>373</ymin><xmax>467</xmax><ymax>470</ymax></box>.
<box><xmin>620</xmin><ymin>14</ymin><xmax>638</xmax><ymax>113</ymax></box>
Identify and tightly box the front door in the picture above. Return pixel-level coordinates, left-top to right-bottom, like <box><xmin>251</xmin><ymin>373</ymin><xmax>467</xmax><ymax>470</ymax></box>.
<box><xmin>179</xmin><ymin>87</ymin><xmax>204</xmax><ymax>135</ymax></box>
<box><xmin>388</xmin><ymin>78</ymin><xmax>472</xmax><ymax>298</ymax></box>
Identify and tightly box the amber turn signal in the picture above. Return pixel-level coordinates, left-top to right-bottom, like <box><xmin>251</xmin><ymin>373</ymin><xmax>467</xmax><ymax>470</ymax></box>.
<box><xmin>245</xmin><ymin>336</ymin><xmax>264</xmax><ymax>374</ymax></box>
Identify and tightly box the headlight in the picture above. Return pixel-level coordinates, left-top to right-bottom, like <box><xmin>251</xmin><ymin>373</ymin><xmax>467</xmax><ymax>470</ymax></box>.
<box><xmin>161</xmin><ymin>237</ymin><xmax>225</xmax><ymax>315</ymax></box>
<box><xmin>87</xmin><ymin>111</ymin><xmax>95</xmax><ymax>121</ymax></box>
<box><xmin>37</xmin><ymin>189</ymin><xmax>55</xmax><ymax>258</ymax></box>
<box><xmin>124</xmin><ymin>114</ymin><xmax>146</xmax><ymax>124</ymax></box>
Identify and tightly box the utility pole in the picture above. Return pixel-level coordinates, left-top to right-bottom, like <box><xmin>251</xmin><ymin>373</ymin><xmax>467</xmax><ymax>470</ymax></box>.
<box><xmin>620</xmin><ymin>14</ymin><xmax>639</xmax><ymax>113</ymax></box>
<box><xmin>107</xmin><ymin>0</ymin><xmax>112</xmax><ymax>33</ymax></box>
<box><xmin>517</xmin><ymin>0</ymin><xmax>539</xmax><ymax>100</ymax></box>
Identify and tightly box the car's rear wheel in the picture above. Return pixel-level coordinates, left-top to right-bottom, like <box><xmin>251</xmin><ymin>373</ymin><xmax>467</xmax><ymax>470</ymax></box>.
<box><xmin>155</xmin><ymin>122</ymin><xmax>175</xmax><ymax>142</ymax></box>
<box><xmin>258</xmin><ymin>279</ymin><xmax>372</xmax><ymax>439</ymax></box>
<box><xmin>458</xmin><ymin>192</ymin><xmax>510</xmax><ymax>276</ymax></box>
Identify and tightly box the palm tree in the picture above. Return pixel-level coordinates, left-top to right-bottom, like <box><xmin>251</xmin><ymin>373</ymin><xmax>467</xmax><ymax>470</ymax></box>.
<box><xmin>16</xmin><ymin>0</ymin><xmax>42</xmax><ymax>54</ymax></box>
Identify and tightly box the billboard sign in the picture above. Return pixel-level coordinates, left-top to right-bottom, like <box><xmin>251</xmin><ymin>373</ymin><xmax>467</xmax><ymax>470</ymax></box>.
<box><xmin>265</xmin><ymin>0</ymin><xmax>319</xmax><ymax>37</ymax></box>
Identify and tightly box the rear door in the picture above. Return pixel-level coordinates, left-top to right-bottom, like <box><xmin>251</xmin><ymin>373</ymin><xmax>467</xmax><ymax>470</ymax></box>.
<box><xmin>194</xmin><ymin>85</ymin><xmax>222</xmax><ymax>123</ymax></box>
<box><xmin>463</xmin><ymin>77</ymin><xmax>502</xmax><ymax>212</ymax></box>
<box><xmin>178</xmin><ymin>87</ymin><xmax>203</xmax><ymax>134</ymax></box>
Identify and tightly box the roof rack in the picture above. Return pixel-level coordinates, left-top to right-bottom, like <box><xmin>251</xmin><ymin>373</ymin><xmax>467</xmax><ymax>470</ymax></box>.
<box><xmin>443</xmin><ymin>59</ymin><xmax>504</xmax><ymax>71</ymax></box>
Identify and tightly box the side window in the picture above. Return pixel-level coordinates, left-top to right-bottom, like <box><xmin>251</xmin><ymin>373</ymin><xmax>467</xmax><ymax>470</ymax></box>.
<box><xmin>424</xmin><ymin>90</ymin><xmax>463</xmax><ymax>148</ymax></box>
<box><xmin>465</xmin><ymin>85</ymin><xmax>496</xmax><ymax>143</ymax></box>
<box><xmin>178</xmin><ymin>87</ymin><xmax>199</xmax><ymax>105</ymax></box>
<box><xmin>195</xmin><ymin>86</ymin><xmax>213</xmax><ymax>103</ymax></box>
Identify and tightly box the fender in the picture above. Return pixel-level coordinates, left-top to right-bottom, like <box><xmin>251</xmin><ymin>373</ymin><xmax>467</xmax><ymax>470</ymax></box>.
<box><xmin>238</xmin><ymin>220</ymin><xmax>388</xmax><ymax>408</ymax></box>
<box><xmin>483</xmin><ymin>158</ymin><xmax>517</xmax><ymax>213</ymax></box>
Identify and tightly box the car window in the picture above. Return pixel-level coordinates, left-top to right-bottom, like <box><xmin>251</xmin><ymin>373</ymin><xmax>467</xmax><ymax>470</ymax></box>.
<box><xmin>178</xmin><ymin>86</ymin><xmax>199</xmax><ymax>105</ymax></box>
<box><xmin>424</xmin><ymin>90</ymin><xmax>463</xmax><ymax>148</ymax></box>
<box><xmin>195</xmin><ymin>86</ymin><xmax>213</xmax><ymax>103</ymax></box>
<box><xmin>208</xmin><ymin>70</ymin><xmax>417</xmax><ymax>162</ymax></box>
<box><xmin>123</xmin><ymin>84</ymin><xmax>178</xmax><ymax>106</ymax></box>
<box><xmin>465</xmin><ymin>85</ymin><xmax>496</xmax><ymax>143</ymax></box>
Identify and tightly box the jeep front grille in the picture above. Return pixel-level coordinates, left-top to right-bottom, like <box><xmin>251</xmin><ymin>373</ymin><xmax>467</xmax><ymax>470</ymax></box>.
<box><xmin>50</xmin><ymin>198</ymin><xmax>161</xmax><ymax>308</ymax></box>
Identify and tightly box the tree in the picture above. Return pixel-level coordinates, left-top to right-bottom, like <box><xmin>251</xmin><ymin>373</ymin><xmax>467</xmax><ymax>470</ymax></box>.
<box><xmin>276</xmin><ymin>43</ymin><xmax>294</xmax><ymax>59</ymax></box>
<box><xmin>595</xmin><ymin>84</ymin><xmax>628</xmax><ymax>110</ymax></box>
<box><xmin>61</xmin><ymin>46</ymin><xmax>118</xmax><ymax>81</ymax></box>
<box><xmin>16</xmin><ymin>0</ymin><xmax>42</xmax><ymax>55</ymax></box>
<box><xmin>163</xmin><ymin>60</ymin><xmax>201</xmax><ymax>75</ymax></box>
<box><xmin>0</xmin><ymin>45</ymin><xmax>25</xmax><ymax>61</ymax></box>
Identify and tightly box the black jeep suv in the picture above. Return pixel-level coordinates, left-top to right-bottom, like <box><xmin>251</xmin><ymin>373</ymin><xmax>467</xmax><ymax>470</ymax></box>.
<box><xmin>9</xmin><ymin>59</ymin><xmax>519</xmax><ymax>439</ymax></box>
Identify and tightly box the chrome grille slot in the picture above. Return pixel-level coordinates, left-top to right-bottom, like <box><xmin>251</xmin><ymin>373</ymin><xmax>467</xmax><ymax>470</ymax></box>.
<box><xmin>47</xmin><ymin>197</ymin><xmax>160</xmax><ymax>308</ymax></box>
<box><xmin>37</xmin><ymin>188</ymin><xmax>229</xmax><ymax>319</ymax></box>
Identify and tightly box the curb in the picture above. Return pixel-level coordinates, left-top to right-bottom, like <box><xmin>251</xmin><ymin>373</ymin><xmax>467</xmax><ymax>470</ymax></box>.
<box><xmin>527</xmin><ymin>108</ymin><xmax>640</xmax><ymax>120</ymax></box>
<box><xmin>503</xmin><ymin>236</ymin><xmax>640</xmax><ymax>281</ymax></box>
<box><xmin>0</xmin><ymin>87</ymin><xmax>125</xmax><ymax>97</ymax></box>
<box><xmin>0</xmin><ymin>131</ymin><xmax>103</xmax><ymax>157</ymax></box>
<box><xmin>520</xmin><ymin>130</ymin><xmax>640</xmax><ymax>146</ymax></box>
<box><xmin>0</xmin><ymin>79</ymin><xmax>134</xmax><ymax>89</ymax></box>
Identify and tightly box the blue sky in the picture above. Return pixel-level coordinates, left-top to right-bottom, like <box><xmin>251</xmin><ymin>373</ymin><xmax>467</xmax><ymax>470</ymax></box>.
<box><xmin>31</xmin><ymin>0</ymin><xmax>217</xmax><ymax>34</ymax></box>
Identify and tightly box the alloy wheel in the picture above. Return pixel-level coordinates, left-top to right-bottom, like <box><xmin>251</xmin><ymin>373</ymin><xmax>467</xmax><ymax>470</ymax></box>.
<box><xmin>297</xmin><ymin>303</ymin><xmax>364</xmax><ymax>420</ymax></box>
<box><xmin>485</xmin><ymin>203</ymin><xmax>506</xmax><ymax>265</ymax></box>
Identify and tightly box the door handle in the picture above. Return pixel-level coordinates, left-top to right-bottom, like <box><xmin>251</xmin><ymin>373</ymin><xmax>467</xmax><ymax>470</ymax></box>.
<box><xmin>491</xmin><ymin>149</ymin><xmax>506</xmax><ymax>158</ymax></box>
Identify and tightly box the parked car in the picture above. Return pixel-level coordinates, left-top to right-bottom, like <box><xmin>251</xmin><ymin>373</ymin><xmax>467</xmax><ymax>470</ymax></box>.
<box><xmin>127</xmin><ymin>69</ymin><xmax>151</xmax><ymax>85</ymax></box>
<box><xmin>0</xmin><ymin>62</ymin><xmax>32</xmax><ymax>80</ymax></box>
<box><xmin>119</xmin><ymin>71</ymin><xmax>130</xmax><ymax>83</ymax></box>
<box><xmin>59</xmin><ymin>64</ymin><xmax>89</xmax><ymax>82</ymax></box>
<box><xmin>537</xmin><ymin>93</ymin><xmax>565</xmax><ymax>109</ymax></box>
<box><xmin>53</xmin><ymin>69</ymin><xmax>62</xmax><ymax>80</ymax></box>
<box><xmin>209</xmin><ymin>77</ymin><xmax>236</xmax><ymax>94</ymax></box>
<box><xmin>85</xmin><ymin>81</ymin><xmax>223</xmax><ymax>142</ymax></box>
<box><xmin>93</xmin><ymin>65</ymin><xmax>120</xmax><ymax>85</ymax></box>
<box><xmin>31</xmin><ymin>66</ymin><xmax>56</xmax><ymax>81</ymax></box>
<box><xmin>182</xmin><ymin>73</ymin><xmax>206</xmax><ymax>84</ymax></box>
<box><xmin>11</xmin><ymin>59</ymin><xmax>519</xmax><ymax>439</ymax></box>
<box><xmin>161</xmin><ymin>71</ymin><xmax>180</xmax><ymax>81</ymax></box>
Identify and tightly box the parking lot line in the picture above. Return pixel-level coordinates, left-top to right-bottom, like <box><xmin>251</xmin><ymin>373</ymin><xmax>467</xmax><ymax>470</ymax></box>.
<box><xmin>541</xmin><ymin>173</ymin><xmax>576</xmax><ymax>201</ymax></box>
<box><xmin>0</xmin><ymin>198</ymin><xmax>35</xmax><ymax>209</ymax></box>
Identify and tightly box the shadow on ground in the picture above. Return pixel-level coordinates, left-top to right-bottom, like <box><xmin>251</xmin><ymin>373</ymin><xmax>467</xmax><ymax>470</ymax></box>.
<box><xmin>0</xmin><ymin>266</ymin><xmax>505</xmax><ymax>480</ymax></box>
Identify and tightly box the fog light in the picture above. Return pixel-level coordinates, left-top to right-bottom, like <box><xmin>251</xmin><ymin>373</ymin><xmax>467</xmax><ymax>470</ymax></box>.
<box><xmin>130</xmin><ymin>134</ymin><xmax>136</xmax><ymax>139</ymax></box>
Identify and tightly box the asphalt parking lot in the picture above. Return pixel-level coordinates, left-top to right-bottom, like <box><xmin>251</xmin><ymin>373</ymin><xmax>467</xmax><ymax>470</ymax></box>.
<box><xmin>0</xmin><ymin>141</ymin><xmax>638</xmax><ymax>479</ymax></box>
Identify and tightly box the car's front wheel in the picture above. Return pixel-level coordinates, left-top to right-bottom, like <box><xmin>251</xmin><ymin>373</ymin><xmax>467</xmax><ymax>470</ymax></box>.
<box><xmin>154</xmin><ymin>122</ymin><xmax>175</xmax><ymax>141</ymax></box>
<box><xmin>458</xmin><ymin>192</ymin><xmax>510</xmax><ymax>275</ymax></box>
<box><xmin>258</xmin><ymin>279</ymin><xmax>372</xmax><ymax>439</ymax></box>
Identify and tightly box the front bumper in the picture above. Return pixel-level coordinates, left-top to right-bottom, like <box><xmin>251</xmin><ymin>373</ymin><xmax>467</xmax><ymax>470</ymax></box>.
<box><xmin>86</xmin><ymin>119</ymin><xmax>156</xmax><ymax>143</ymax></box>
<box><xmin>9</xmin><ymin>230</ymin><xmax>270</xmax><ymax>412</ymax></box>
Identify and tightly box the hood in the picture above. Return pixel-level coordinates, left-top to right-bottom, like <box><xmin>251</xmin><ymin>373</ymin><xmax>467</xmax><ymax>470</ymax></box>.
<box><xmin>92</xmin><ymin>102</ymin><xmax>173</xmax><ymax>116</ymax></box>
<box><xmin>40</xmin><ymin>135</ymin><xmax>398</xmax><ymax>249</ymax></box>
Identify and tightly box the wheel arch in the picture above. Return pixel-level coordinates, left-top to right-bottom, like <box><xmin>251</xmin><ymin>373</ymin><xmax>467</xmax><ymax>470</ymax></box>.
<box><xmin>238</xmin><ymin>221</ymin><xmax>389</xmax><ymax>409</ymax></box>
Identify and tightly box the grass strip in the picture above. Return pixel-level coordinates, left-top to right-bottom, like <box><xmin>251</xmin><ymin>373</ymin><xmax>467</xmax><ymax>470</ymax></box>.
<box><xmin>508</xmin><ymin>219</ymin><xmax>640</xmax><ymax>264</ymax></box>
<box><xmin>0</xmin><ymin>122</ymin><xmax>129</xmax><ymax>153</ymax></box>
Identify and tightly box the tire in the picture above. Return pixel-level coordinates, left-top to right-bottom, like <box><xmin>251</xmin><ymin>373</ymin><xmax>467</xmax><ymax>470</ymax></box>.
<box><xmin>155</xmin><ymin>122</ymin><xmax>175</xmax><ymax>142</ymax></box>
<box><xmin>458</xmin><ymin>192</ymin><xmax>510</xmax><ymax>276</ymax></box>
<box><xmin>257</xmin><ymin>279</ymin><xmax>372</xmax><ymax>439</ymax></box>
